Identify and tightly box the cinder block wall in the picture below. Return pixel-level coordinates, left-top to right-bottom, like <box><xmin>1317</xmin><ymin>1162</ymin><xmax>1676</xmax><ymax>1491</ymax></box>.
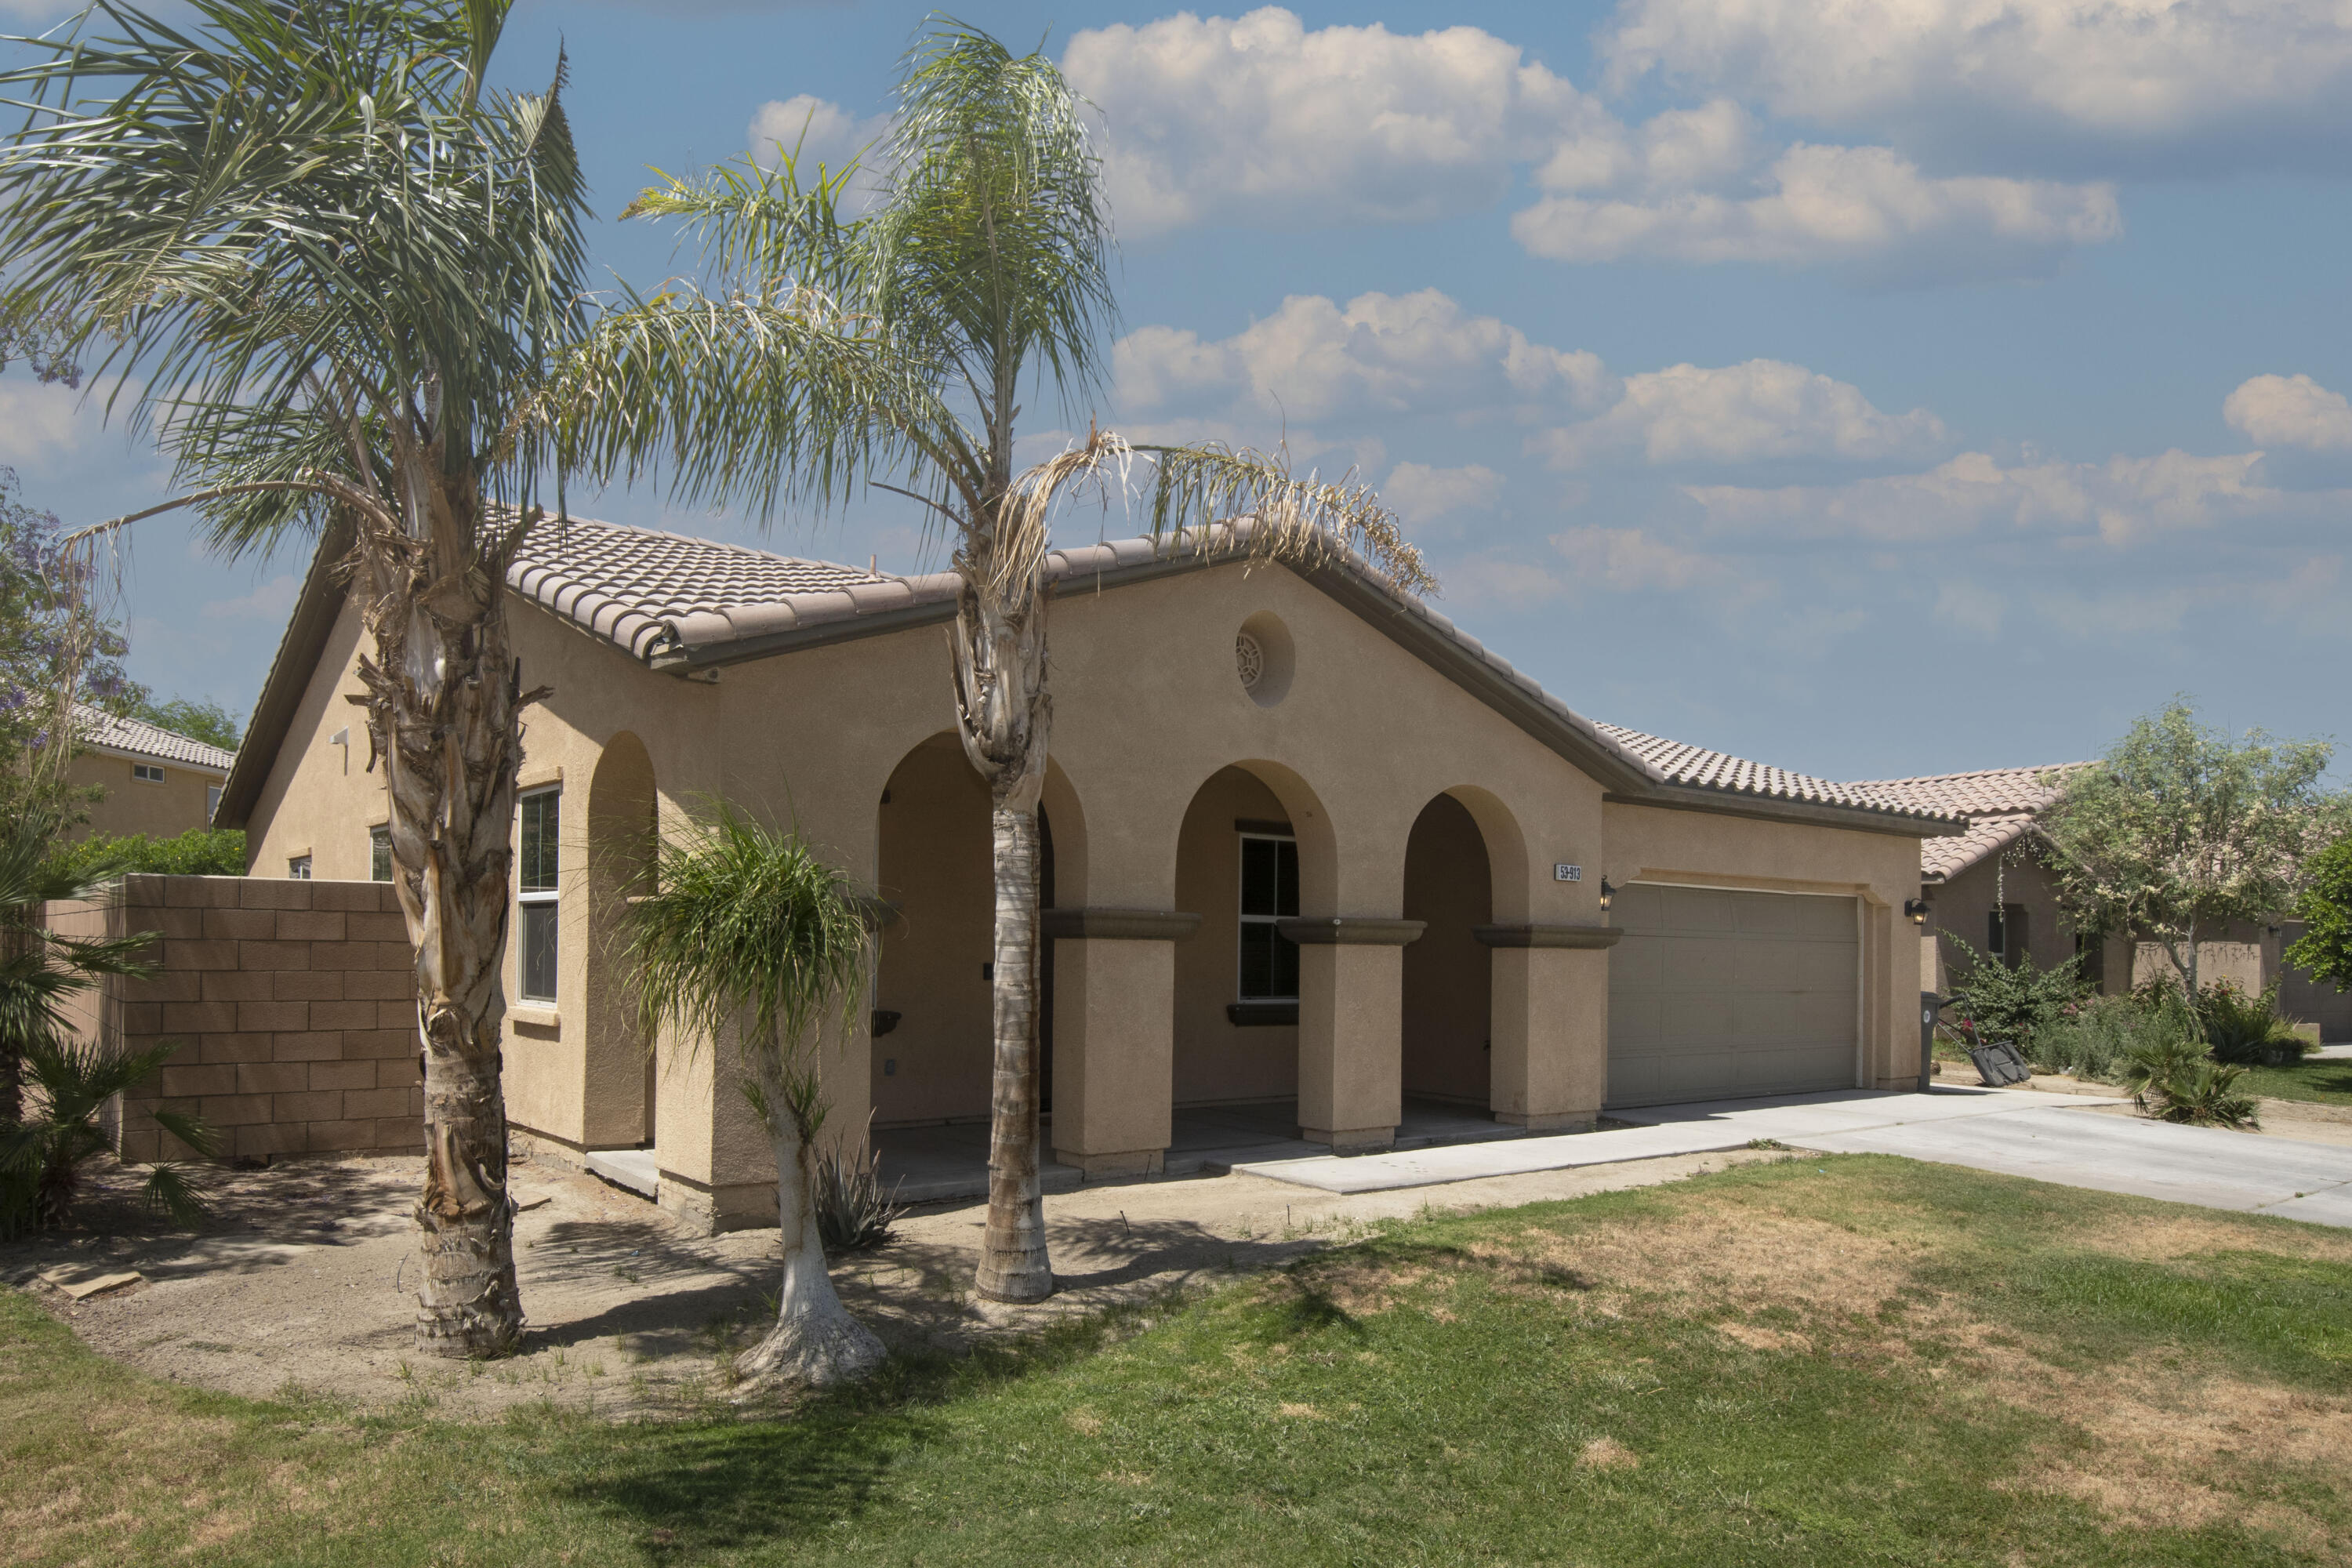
<box><xmin>48</xmin><ymin>874</ymin><xmax>420</xmax><ymax>1163</ymax></box>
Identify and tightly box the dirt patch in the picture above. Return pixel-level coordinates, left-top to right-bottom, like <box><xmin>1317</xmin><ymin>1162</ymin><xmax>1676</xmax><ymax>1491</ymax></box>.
<box><xmin>2</xmin><ymin>1145</ymin><xmax>1776</xmax><ymax>1421</ymax></box>
<box><xmin>1577</xmin><ymin>1437</ymin><xmax>1639</xmax><ymax>1471</ymax></box>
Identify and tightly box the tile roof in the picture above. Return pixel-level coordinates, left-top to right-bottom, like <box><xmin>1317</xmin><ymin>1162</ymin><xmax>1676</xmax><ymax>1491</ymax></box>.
<box><xmin>487</xmin><ymin>515</ymin><xmax>1958</xmax><ymax>833</ymax></box>
<box><xmin>74</xmin><ymin>703</ymin><xmax>237</xmax><ymax>773</ymax></box>
<box><xmin>1843</xmin><ymin>764</ymin><xmax>2090</xmax><ymax>880</ymax></box>
<box><xmin>1593</xmin><ymin>724</ymin><xmax>1938</xmax><ymax>817</ymax></box>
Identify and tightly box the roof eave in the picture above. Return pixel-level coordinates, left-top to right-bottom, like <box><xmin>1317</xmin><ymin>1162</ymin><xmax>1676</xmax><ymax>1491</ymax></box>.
<box><xmin>1604</xmin><ymin>784</ymin><xmax>1963</xmax><ymax>840</ymax></box>
<box><xmin>213</xmin><ymin>519</ymin><xmax>351</xmax><ymax>831</ymax></box>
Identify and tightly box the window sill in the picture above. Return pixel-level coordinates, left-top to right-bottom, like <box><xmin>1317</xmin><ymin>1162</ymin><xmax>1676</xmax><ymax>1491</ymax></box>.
<box><xmin>1226</xmin><ymin>1001</ymin><xmax>1298</xmax><ymax>1028</ymax></box>
<box><xmin>509</xmin><ymin>1006</ymin><xmax>561</xmax><ymax>1033</ymax></box>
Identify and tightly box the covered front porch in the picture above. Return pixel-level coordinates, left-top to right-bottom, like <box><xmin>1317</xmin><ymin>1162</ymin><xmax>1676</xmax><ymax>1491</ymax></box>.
<box><xmin>874</xmin><ymin>1096</ymin><xmax>1543</xmax><ymax>1203</ymax></box>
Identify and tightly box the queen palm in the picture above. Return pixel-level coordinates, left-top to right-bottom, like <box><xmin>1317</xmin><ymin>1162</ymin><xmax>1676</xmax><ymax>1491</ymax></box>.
<box><xmin>622</xmin><ymin>805</ymin><xmax>884</xmax><ymax>1387</ymax></box>
<box><xmin>629</xmin><ymin>20</ymin><xmax>1432</xmax><ymax>1302</ymax></box>
<box><xmin>0</xmin><ymin>0</ymin><xmax>905</xmax><ymax>1353</ymax></box>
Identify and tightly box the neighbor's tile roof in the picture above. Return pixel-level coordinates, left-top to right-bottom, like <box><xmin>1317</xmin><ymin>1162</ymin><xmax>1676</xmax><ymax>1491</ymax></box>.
<box><xmin>502</xmin><ymin>516</ymin><xmax>1962</xmax><ymax>833</ymax></box>
<box><xmin>1844</xmin><ymin>764</ymin><xmax>2089</xmax><ymax>880</ymax></box>
<box><xmin>74</xmin><ymin>704</ymin><xmax>237</xmax><ymax>773</ymax></box>
<box><xmin>1594</xmin><ymin>724</ymin><xmax>1929</xmax><ymax>816</ymax></box>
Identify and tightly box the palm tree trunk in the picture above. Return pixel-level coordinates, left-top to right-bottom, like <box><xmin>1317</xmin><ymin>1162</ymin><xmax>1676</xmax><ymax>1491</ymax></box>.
<box><xmin>0</xmin><ymin>910</ymin><xmax>27</xmax><ymax>1128</ymax></box>
<box><xmin>735</xmin><ymin>1055</ymin><xmax>884</xmax><ymax>1389</ymax></box>
<box><xmin>350</xmin><ymin>500</ymin><xmax>530</xmax><ymax>1358</ymax></box>
<box><xmin>952</xmin><ymin>565</ymin><xmax>1055</xmax><ymax>1303</ymax></box>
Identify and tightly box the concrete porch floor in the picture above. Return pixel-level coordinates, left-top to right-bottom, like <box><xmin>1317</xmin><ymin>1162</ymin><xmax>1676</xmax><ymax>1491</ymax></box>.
<box><xmin>875</xmin><ymin>1096</ymin><xmax>1538</xmax><ymax>1203</ymax></box>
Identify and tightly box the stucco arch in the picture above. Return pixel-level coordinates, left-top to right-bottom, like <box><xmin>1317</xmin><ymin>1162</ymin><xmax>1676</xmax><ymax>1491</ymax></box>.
<box><xmin>1442</xmin><ymin>784</ymin><xmax>1533</xmax><ymax>924</ymax></box>
<box><xmin>1401</xmin><ymin>790</ymin><xmax>1497</xmax><ymax>1109</ymax></box>
<box><xmin>585</xmin><ymin>731</ymin><xmax>658</xmax><ymax>1147</ymax></box>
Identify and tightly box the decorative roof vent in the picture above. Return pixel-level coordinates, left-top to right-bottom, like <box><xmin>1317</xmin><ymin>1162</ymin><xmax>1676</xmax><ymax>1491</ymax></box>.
<box><xmin>1236</xmin><ymin>631</ymin><xmax>1265</xmax><ymax>691</ymax></box>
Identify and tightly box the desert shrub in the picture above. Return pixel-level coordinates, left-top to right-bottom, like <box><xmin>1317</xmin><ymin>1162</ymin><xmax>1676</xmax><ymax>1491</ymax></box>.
<box><xmin>2119</xmin><ymin>1035</ymin><xmax>2260</xmax><ymax>1129</ymax></box>
<box><xmin>1942</xmin><ymin>935</ymin><xmax>2085</xmax><ymax>1055</ymax></box>
<box><xmin>0</xmin><ymin>1035</ymin><xmax>217</xmax><ymax>1238</ymax></box>
<box><xmin>2194</xmin><ymin>980</ymin><xmax>2310</xmax><ymax>1066</ymax></box>
<box><xmin>2026</xmin><ymin>995</ymin><xmax>2148</xmax><ymax>1080</ymax></box>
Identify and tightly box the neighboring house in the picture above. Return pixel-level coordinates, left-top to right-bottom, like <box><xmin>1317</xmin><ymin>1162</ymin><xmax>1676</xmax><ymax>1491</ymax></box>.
<box><xmin>67</xmin><ymin>703</ymin><xmax>236</xmax><ymax>839</ymax></box>
<box><xmin>216</xmin><ymin>515</ymin><xmax>1965</xmax><ymax>1232</ymax></box>
<box><xmin>1860</xmin><ymin>763</ymin><xmax>2352</xmax><ymax>1040</ymax></box>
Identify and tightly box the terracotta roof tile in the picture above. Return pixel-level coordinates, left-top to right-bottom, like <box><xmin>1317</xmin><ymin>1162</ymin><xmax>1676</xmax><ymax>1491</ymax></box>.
<box><xmin>1593</xmin><ymin>724</ymin><xmax>1941</xmax><ymax>817</ymax></box>
<box><xmin>74</xmin><ymin>704</ymin><xmax>236</xmax><ymax>772</ymax></box>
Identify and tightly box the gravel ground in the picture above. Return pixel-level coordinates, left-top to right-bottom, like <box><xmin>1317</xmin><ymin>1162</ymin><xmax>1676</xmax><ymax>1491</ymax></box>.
<box><xmin>4</xmin><ymin>1142</ymin><xmax>1780</xmax><ymax>1421</ymax></box>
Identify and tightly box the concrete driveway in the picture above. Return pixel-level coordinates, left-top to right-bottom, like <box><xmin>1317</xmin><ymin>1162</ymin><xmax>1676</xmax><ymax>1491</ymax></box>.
<box><xmin>1234</xmin><ymin>1086</ymin><xmax>2352</xmax><ymax>1228</ymax></box>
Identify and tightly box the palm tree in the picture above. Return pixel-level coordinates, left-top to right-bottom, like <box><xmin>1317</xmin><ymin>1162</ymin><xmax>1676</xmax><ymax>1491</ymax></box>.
<box><xmin>622</xmin><ymin>805</ymin><xmax>884</xmax><ymax>1388</ymax></box>
<box><xmin>628</xmin><ymin>19</ymin><xmax>1433</xmax><ymax>1303</ymax></box>
<box><xmin>0</xmin><ymin>0</ymin><xmax>901</xmax><ymax>1354</ymax></box>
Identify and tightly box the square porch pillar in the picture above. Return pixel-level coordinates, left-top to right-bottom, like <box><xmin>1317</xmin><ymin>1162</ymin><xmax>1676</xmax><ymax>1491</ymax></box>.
<box><xmin>1044</xmin><ymin>909</ymin><xmax>1200</xmax><ymax>1178</ymax></box>
<box><xmin>1284</xmin><ymin>917</ymin><xmax>1426</xmax><ymax>1152</ymax></box>
<box><xmin>1476</xmin><ymin>924</ymin><xmax>1621</xmax><ymax>1131</ymax></box>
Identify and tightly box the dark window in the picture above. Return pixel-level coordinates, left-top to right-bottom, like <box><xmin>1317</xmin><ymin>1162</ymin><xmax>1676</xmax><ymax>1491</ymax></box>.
<box><xmin>370</xmin><ymin>825</ymin><xmax>393</xmax><ymax>884</ymax></box>
<box><xmin>518</xmin><ymin>789</ymin><xmax>559</xmax><ymax>1002</ymax></box>
<box><xmin>1238</xmin><ymin>834</ymin><xmax>1299</xmax><ymax>1000</ymax></box>
<box><xmin>1989</xmin><ymin>903</ymin><xmax>2028</xmax><ymax>967</ymax></box>
<box><xmin>288</xmin><ymin>855</ymin><xmax>311</xmax><ymax>880</ymax></box>
<box><xmin>2074</xmin><ymin>931</ymin><xmax>2105</xmax><ymax>990</ymax></box>
<box><xmin>132</xmin><ymin>762</ymin><xmax>164</xmax><ymax>783</ymax></box>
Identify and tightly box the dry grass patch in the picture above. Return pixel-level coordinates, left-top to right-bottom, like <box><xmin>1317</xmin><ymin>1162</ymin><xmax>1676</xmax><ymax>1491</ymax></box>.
<box><xmin>1576</xmin><ymin>1437</ymin><xmax>1640</xmax><ymax>1471</ymax></box>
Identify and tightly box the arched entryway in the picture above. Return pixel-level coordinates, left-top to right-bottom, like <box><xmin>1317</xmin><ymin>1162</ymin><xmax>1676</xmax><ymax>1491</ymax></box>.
<box><xmin>1400</xmin><ymin>791</ymin><xmax>1494</xmax><ymax>1109</ymax></box>
<box><xmin>585</xmin><ymin>731</ymin><xmax>657</xmax><ymax>1148</ymax></box>
<box><xmin>869</xmin><ymin>734</ymin><xmax>1076</xmax><ymax>1131</ymax></box>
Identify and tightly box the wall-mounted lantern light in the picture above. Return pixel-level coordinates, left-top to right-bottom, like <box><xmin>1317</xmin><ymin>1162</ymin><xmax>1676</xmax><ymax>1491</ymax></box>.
<box><xmin>1599</xmin><ymin>877</ymin><xmax>1614</xmax><ymax>913</ymax></box>
<box><xmin>1904</xmin><ymin>898</ymin><xmax>1929</xmax><ymax>926</ymax></box>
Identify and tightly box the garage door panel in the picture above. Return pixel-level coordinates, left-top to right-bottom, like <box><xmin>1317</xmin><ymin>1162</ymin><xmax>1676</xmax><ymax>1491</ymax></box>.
<box><xmin>1606</xmin><ymin>886</ymin><xmax>1857</xmax><ymax>1108</ymax></box>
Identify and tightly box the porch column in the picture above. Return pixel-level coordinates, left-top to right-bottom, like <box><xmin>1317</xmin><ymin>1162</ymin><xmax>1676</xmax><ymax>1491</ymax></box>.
<box><xmin>1478</xmin><ymin>924</ymin><xmax>1618</xmax><ymax>1131</ymax></box>
<box><xmin>1283</xmin><ymin>916</ymin><xmax>1425</xmax><ymax>1152</ymax></box>
<box><xmin>1046</xmin><ymin>908</ymin><xmax>1201</xmax><ymax>1178</ymax></box>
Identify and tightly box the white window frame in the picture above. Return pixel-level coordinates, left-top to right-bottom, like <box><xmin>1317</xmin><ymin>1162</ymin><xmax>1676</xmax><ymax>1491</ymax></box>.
<box><xmin>517</xmin><ymin>787</ymin><xmax>560</xmax><ymax>1004</ymax></box>
<box><xmin>288</xmin><ymin>855</ymin><xmax>311</xmax><ymax>880</ymax></box>
<box><xmin>205</xmin><ymin>783</ymin><xmax>222</xmax><ymax>821</ymax></box>
<box><xmin>369</xmin><ymin>824</ymin><xmax>393</xmax><ymax>884</ymax></box>
<box><xmin>1236</xmin><ymin>830</ymin><xmax>1300</xmax><ymax>1003</ymax></box>
<box><xmin>132</xmin><ymin>762</ymin><xmax>165</xmax><ymax>783</ymax></box>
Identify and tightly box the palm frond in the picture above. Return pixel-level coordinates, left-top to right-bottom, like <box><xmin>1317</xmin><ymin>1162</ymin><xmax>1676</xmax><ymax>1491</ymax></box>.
<box><xmin>151</xmin><ymin>1108</ymin><xmax>223</xmax><ymax>1161</ymax></box>
<box><xmin>622</xmin><ymin>804</ymin><xmax>872</xmax><ymax>1075</ymax></box>
<box><xmin>1139</xmin><ymin>441</ymin><xmax>1436</xmax><ymax>597</ymax></box>
<box><xmin>140</xmin><ymin>1161</ymin><xmax>214</xmax><ymax>1227</ymax></box>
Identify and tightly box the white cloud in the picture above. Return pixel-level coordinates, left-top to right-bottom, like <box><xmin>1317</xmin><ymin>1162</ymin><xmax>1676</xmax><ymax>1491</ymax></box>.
<box><xmin>1552</xmin><ymin>525</ymin><xmax>1727</xmax><ymax>592</ymax></box>
<box><xmin>1062</xmin><ymin>8</ymin><xmax>2118</xmax><ymax>280</ymax></box>
<box><xmin>1384</xmin><ymin>463</ymin><xmax>1503</xmax><ymax>522</ymax></box>
<box><xmin>1445</xmin><ymin>554</ymin><xmax>1571</xmax><ymax>612</ymax></box>
<box><xmin>201</xmin><ymin>574</ymin><xmax>303</xmax><ymax>622</ymax></box>
<box><xmin>746</xmin><ymin>95</ymin><xmax>893</xmax><ymax>201</ymax></box>
<box><xmin>1602</xmin><ymin>0</ymin><xmax>2352</xmax><ymax>172</ymax></box>
<box><xmin>1682</xmin><ymin>448</ymin><xmax>2274</xmax><ymax>546</ymax></box>
<box><xmin>2223</xmin><ymin>374</ymin><xmax>2352</xmax><ymax>452</ymax></box>
<box><xmin>1535</xmin><ymin>358</ymin><xmax>1948</xmax><ymax>468</ymax></box>
<box><xmin>1062</xmin><ymin>9</ymin><xmax>1606</xmax><ymax>238</ymax></box>
<box><xmin>1933</xmin><ymin>579</ymin><xmax>2005</xmax><ymax>639</ymax></box>
<box><xmin>1113</xmin><ymin>289</ymin><xmax>1613</xmax><ymax>426</ymax></box>
<box><xmin>1513</xmin><ymin>143</ymin><xmax>2119</xmax><ymax>281</ymax></box>
<box><xmin>0</xmin><ymin>380</ymin><xmax>89</xmax><ymax>466</ymax></box>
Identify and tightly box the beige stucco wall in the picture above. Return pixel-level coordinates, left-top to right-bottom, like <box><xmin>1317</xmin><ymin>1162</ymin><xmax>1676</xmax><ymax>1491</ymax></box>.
<box><xmin>1602</xmin><ymin>800</ymin><xmax>1921</xmax><ymax>1091</ymax></box>
<box><xmin>67</xmin><ymin>751</ymin><xmax>225</xmax><ymax>840</ymax></box>
<box><xmin>245</xmin><ymin>556</ymin><xmax>1942</xmax><ymax>1225</ymax></box>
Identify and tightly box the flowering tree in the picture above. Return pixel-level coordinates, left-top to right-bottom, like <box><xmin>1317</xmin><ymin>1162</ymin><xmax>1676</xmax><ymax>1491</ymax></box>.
<box><xmin>2041</xmin><ymin>701</ymin><xmax>2346</xmax><ymax>996</ymax></box>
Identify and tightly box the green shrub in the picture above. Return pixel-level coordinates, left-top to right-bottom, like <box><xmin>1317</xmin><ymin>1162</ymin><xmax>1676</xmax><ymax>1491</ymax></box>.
<box><xmin>2194</xmin><ymin>980</ymin><xmax>2310</xmax><ymax>1066</ymax></box>
<box><xmin>2119</xmin><ymin>1035</ymin><xmax>2261</xmax><ymax>1128</ymax></box>
<box><xmin>2025</xmin><ymin>994</ymin><xmax>2148</xmax><ymax>1080</ymax></box>
<box><xmin>43</xmin><ymin>827</ymin><xmax>245</xmax><ymax>883</ymax></box>
<box><xmin>1941</xmin><ymin>935</ymin><xmax>2085</xmax><ymax>1056</ymax></box>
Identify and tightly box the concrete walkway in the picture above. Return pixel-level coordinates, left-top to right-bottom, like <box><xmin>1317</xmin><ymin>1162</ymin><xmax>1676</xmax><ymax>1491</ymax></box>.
<box><xmin>1233</xmin><ymin>1086</ymin><xmax>2352</xmax><ymax>1228</ymax></box>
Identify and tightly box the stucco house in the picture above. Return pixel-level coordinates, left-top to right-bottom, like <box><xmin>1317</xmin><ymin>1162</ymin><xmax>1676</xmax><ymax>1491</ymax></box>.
<box><xmin>216</xmin><ymin>516</ymin><xmax>1968</xmax><ymax>1232</ymax></box>
<box><xmin>1866</xmin><ymin>763</ymin><xmax>2352</xmax><ymax>1040</ymax></box>
<box><xmin>68</xmin><ymin>704</ymin><xmax>235</xmax><ymax>839</ymax></box>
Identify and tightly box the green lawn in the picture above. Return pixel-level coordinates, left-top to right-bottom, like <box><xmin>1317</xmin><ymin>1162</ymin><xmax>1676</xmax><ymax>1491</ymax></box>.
<box><xmin>6</xmin><ymin>1156</ymin><xmax>2350</xmax><ymax>1566</ymax></box>
<box><xmin>2241</xmin><ymin>1054</ymin><xmax>2352</xmax><ymax>1108</ymax></box>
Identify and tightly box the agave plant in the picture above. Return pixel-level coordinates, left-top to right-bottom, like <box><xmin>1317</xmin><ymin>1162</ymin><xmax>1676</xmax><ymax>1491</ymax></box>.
<box><xmin>1</xmin><ymin>1034</ymin><xmax>219</xmax><ymax>1238</ymax></box>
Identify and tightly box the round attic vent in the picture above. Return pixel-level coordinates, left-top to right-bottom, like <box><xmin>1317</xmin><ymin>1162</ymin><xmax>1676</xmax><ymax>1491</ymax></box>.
<box><xmin>1235</xmin><ymin>631</ymin><xmax>1265</xmax><ymax>690</ymax></box>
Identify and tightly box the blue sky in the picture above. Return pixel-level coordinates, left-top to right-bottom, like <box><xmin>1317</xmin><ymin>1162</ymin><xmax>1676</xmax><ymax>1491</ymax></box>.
<box><xmin>5</xmin><ymin>0</ymin><xmax>2348</xmax><ymax>782</ymax></box>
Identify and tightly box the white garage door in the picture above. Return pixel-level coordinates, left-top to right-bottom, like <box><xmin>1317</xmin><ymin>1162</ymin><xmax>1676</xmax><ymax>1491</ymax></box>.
<box><xmin>1606</xmin><ymin>884</ymin><xmax>1858</xmax><ymax>1108</ymax></box>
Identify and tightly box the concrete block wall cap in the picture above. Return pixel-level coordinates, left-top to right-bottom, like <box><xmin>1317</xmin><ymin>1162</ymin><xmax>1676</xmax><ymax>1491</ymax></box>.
<box><xmin>1040</xmin><ymin>908</ymin><xmax>1204</xmax><ymax>941</ymax></box>
<box><xmin>1275</xmin><ymin>916</ymin><xmax>1428</xmax><ymax>946</ymax></box>
<box><xmin>1474</xmin><ymin>923</ymin><xmax>1624</xmax><ymax>949</ymax></box>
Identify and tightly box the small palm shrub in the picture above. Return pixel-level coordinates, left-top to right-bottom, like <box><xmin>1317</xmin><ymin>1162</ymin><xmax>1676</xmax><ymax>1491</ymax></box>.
<box><xmin>2194</xmin><ymin>981</ymin><xmax>2310</xmax><ymax>1066</ymax></box>
<box><xmin>0</xmin><ymin>1035</ymin><xmax>217</xmax><ymax>1237</ymax></box>
<box><xmin>813</xmin><ymin>1138</ymin><xmax>903</xmax><ymax>1254</ymax></box>
<box><xmin>2120</xmin><ymin>1035</ymin><xmax>2260</xmax><ymax>1129</ymax></box>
